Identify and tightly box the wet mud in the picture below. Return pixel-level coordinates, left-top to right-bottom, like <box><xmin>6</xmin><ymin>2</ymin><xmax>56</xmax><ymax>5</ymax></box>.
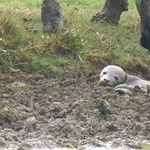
<box><xmin>0</xmin><ymin>69</ymin><xmax>150</xmax><ymax>149</ymax></box>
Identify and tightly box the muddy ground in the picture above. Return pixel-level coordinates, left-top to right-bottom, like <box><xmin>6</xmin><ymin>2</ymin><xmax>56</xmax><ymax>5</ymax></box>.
<box><xmin>0</xmin><ymin>68</ymin><xmax>150</xmax><ymax>149</ymax></box>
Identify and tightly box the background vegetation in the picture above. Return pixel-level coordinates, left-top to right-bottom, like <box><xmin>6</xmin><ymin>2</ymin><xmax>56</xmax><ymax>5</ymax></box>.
<box><xmin>0</xmin><ymin>0</ymin><xmax>150</xmax><ymax>75</ymax></box>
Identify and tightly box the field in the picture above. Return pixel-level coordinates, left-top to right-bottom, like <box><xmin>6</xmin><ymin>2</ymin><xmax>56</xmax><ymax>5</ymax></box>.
<box><xmin>0</xmin><ymin>0</ymin><xmax>150</xmax><ymax>76</ymax></box>
<box><xmin>0</xmin><ymin>0</ymin><xmax>150</xmax><ymax>150</ymax></box>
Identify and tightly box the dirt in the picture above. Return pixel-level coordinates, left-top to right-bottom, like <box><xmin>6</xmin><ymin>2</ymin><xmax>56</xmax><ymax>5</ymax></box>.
<box><xmin>0</xmin><ymin>68</ymin><xmax>150</xmax><ymax>150</ymax></box>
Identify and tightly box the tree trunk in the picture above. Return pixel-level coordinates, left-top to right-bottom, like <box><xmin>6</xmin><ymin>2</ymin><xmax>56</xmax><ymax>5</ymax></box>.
<box><xmin>91</xmin><ymin>0</ymin><xmax>128</xmax><ymax>24</ymax></box>
<box><xmin>41</xmin><ymin>0</ymin><xmax>64</xmax><ymax>33</ymax></box>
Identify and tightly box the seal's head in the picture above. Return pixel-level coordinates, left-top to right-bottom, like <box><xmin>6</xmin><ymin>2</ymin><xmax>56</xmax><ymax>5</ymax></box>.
<box><xmin>99</xmin><ymin>65</ymin><xmax>127</xmax><ymax>87</ymax></box>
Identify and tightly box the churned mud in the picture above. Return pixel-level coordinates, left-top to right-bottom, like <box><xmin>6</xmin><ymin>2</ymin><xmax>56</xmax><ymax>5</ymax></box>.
<box><xmin>0</xmin><ymin>68</ymin><xmax>150</xmax><ymax>150</ymax></box>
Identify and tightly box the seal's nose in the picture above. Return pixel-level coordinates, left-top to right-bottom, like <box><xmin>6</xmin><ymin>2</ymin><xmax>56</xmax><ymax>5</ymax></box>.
<box><xmin>104</xmin><ymin>78</ymin><xmax>110</xmax><ymax>82</ymax></box>
<box><xmin>99</xmin><ymin>78</ymin><xmax>110</xmax><ymax>85</ymax></box>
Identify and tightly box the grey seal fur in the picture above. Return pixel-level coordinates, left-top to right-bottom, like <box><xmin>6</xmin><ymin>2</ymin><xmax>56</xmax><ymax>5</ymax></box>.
<box><xmin>99</xmin><ymin>65</ymin><xmax>150</xmax><ymax>95</ymax></box>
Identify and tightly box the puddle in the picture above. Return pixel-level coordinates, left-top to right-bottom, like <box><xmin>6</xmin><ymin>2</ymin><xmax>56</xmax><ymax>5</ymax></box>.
<box><xmin>1</xmin><ymin>142</ymin><xmax>136</xmax><ymax>150</ymax></box>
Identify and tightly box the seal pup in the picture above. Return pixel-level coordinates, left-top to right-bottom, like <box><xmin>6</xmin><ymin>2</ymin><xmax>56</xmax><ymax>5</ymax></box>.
<box><xmin>99</xmin><ymin>65</ymin><xmax>150</xmax><ymax>95</ymax></box>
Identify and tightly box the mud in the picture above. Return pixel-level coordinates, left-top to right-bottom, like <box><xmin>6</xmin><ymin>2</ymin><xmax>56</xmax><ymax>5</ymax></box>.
<box><xmin>0</xmin><ymin>69</ymin><xmax>150</xmax><ymax>149</ymax></box>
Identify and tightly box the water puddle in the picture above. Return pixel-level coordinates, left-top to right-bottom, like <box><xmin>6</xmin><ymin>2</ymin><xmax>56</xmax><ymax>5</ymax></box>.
<box><xmin>1</xmin><ymin>143</ymin><xmax>136</xmax><ymax>150</ymax></box>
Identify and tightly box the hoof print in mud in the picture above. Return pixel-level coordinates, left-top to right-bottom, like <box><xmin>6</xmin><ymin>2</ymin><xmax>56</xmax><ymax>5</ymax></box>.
<box><xmin>18</xmin><ymin>143</ymin><xmax>32</xmax><ymax>150</ymax></box>
<box><xmin>24</xmin><ymin>117</ymin><xmax>37</xmax><ymax>132</ymax></box>
<box><xmin>94</xmin><ymin>99</ymin><xmax>112</xmax><ymax>116</ymax></box>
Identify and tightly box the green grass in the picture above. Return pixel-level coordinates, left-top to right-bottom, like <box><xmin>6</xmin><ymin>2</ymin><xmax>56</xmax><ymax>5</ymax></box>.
<box><xmin>0</xmin><ymin>0</ymin><xmax>150</xmax><ymax>74</ymax></box>
<box><xmin>141</xmin><ymin>145</ymin><xmax>150</xmax><ymax>150</ymax></box>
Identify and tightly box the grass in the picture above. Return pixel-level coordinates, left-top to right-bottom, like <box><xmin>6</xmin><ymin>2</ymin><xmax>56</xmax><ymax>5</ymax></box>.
<box><xmin>141</xmin><ymin>145</ymin><xmax>150</xmax><ymax>150</ymax></box>
<box><xmin>0</xmin><ymin>0</ymin><xmax>150</xmax><ymax>74</ymax></box>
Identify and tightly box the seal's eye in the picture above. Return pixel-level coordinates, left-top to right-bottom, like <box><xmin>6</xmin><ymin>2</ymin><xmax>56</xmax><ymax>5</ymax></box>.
<box><xmin>114</xmin><ymin>76</ymin><xmax>119</xmax><ymax>81</ymax></box>
<box><xmin>103</xmin><ymin>72</ymin><xmax>107</xmax><ymax>75</ymax></box>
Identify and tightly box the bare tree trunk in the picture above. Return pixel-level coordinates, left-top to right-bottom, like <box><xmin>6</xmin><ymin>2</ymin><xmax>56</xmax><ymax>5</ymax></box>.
<box><xmin>91</xmin><ymin>0</ymin><xmax>128</xmax><ymax>24</ymax></box>
<box><xmin>41</xmin><ymin>0</ymin><xmax>64</xmax><ymax>33</ymax></box>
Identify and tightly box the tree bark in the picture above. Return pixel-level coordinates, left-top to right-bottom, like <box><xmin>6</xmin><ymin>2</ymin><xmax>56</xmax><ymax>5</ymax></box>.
<box><xmin>91</xmin><ymin>0</ymin><xmax>128</xmax><ymax>24</ymax></box>
<box><xmin>41</xmin><ymin>0</ymin><xmax>64</xmax><ymax>33</ymax></box>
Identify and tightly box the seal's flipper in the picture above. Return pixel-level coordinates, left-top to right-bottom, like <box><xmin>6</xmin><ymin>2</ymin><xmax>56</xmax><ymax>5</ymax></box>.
<box><xmin>115</xmin><ymin>87</ymin><xmax>133</xmax><ymax>95</ymax></box>
<box><xmin>134</xmin><ymin>85</ymin><xmax>145</xmax><ymax>93</ymax></box>
<box><xmin>115</xmin><ymin>84</ymin><xmax>135</xmax><ymax>95</ymax></box>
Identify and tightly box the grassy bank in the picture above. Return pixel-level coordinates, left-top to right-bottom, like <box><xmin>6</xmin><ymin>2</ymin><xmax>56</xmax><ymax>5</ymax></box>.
<box><xmin>0</xmin><ymin>0</ymin><xmax>150</xmax><ymax>74</ymax></box>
